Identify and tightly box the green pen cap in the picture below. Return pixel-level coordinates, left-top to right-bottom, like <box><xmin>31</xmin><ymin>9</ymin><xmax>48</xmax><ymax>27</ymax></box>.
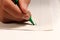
<box><xmin>14</xmin><ymin>0</ymin><xmax>35</xmax><ymax>25</ymax></box>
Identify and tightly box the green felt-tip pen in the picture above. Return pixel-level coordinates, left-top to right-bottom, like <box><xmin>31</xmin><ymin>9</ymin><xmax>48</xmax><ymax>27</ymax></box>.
<box><xmin>14</xmin><ymin>0</ymin><xmax>35</xmax><ymax>25</ymax></box>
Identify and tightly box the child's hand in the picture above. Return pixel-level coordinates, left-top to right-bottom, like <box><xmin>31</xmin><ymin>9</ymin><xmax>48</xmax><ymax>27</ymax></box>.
<box><xmin>0</xmin><ymin>0</ymin><xmax>31</xmax><ymax>23</ymax></box>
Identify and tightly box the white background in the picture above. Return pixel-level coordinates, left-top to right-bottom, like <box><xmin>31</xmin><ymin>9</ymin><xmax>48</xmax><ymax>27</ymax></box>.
<box><xmin>0</xmin><ymin>0</ymin><xmax>60</xmax><ymax>40</ymax></box>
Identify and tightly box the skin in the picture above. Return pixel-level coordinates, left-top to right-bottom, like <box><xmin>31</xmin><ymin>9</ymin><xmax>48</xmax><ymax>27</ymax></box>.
<box><xmin>0</xmin><ymin>0</ymin><xmax>31</xmax><ymax>23</ymax></box>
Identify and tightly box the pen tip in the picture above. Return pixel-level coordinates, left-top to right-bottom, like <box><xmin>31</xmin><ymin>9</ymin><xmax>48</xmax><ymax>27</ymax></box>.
<box><xmin>29</xmin><ymin>17</ymin><xmax>35</xmax><ymax>25</ymax></box>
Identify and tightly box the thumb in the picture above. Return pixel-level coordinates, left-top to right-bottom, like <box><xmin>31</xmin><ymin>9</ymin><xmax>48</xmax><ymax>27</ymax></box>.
<box><xmin>19</xmin><ymin>0</ymin><xmax>30</xmax><ymax>14</ymax></box>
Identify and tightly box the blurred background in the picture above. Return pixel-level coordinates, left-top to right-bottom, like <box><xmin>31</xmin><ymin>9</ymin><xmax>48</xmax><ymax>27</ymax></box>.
<box><xmin>29</xmin><ymin>0</ymin><xmax>53</xmax><ymax>30</ymax></box>
<box><xmin>29</xmin><ymin>0</ymin><xmax>60</xmax><ymax>30</ymax></box>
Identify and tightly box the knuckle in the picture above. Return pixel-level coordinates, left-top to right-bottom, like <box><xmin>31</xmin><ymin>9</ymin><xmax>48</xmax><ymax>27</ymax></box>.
<box><xmin>2</xmin><ymin>0</ymin><xmax>9</xmax><ymax>9</ymax></box>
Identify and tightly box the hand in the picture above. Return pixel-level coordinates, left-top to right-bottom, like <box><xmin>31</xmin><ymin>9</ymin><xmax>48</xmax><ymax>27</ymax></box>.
<box><xmin>0</xmin><ymin>0</ymin><xmax>31</xmax><ymax>23</ymax></box>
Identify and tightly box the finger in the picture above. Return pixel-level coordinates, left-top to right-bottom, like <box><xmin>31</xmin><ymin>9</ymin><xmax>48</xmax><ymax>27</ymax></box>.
<box><xmin>2</xmin><ymin>9</ymin><xmax>24</xmax><ymax>22</ymax></box>
<box><xmin>19</xmin><ymin>0</ymin><xmax>31</xmax><ymax>14</ymax></box>
<box><xmin>23</xmin><ymin>11</ymin><xmax>31</xmax><ymax>20</ymax></box>
<box><xmin>3</xmin><ymin>0</ymin><xmax>23</xmax><ymax>19</ymax></box>
<box><xmin>3</xmin><ymin>10</ymin><xmax>29</xmax><ymax>23</ymax></box>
